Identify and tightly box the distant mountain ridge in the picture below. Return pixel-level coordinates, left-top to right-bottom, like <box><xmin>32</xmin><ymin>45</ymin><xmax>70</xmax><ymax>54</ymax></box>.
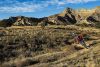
<box><xmin>0</xmin><ymin>6</ymin><xmax>100</xmax><ymax>27</ymax></box>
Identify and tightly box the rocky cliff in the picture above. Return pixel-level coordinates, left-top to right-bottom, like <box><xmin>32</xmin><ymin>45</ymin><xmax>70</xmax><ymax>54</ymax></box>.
<box><xmin>47</xmin><ymin>8</ymin><xmax>77</xmax><ymax>25</ymax></box>
<box><xmin>0</xmin><ymin>16</ymin><xmax>45</xmax><ymax>26</ymax></box>
<box><xmin>87</xmin><ymin>7</ymin><xmax>100</xmax><ymax>22</ymax></box>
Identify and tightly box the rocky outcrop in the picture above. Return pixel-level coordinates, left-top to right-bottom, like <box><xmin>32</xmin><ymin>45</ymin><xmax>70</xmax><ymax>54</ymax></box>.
<box><xmin>12</xmin><ymin>16</ymin><xmax>44</xmax><ymax>26</ymax></box>
<box><xmin>0</xmin><ymin>16</ymin><xmax>44</xmax><ymax>26</ymax></box>
<box><xmin>87</xmin><ymin>11</ymin><xmax>100</xmax><ymax>22</ymax></box>
<box><xmin>47</xmin><ymin>8</ymin><xmax>77</xmax><ymax>25</ymax></box>
<box><xmin>86</xmin><ymin>7</ymin><xmax>100</xmax><ymax>27</ymax></box>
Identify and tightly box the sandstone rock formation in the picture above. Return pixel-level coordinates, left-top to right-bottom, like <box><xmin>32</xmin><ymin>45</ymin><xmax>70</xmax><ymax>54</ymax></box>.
<box><xmin>47</xmin><ymin>8</ymin><xmax>77</xmax><ymax>25</ymax></box>
<box><xmin>0</xmin><ymin>16</ymin><xmax>44</xmax><ymax>26</ymax></box>
<box><xmin>87</xmin><ymin>7</ymin><xmax>100</xmax><ymax>22</ymax></box>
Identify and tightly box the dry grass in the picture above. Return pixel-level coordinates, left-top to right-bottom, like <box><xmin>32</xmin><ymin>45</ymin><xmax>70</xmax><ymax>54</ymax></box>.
<box><xmin>0</xmin><ymin>25</ymin><xmax>100</xmax><ymax>67</ymax></box>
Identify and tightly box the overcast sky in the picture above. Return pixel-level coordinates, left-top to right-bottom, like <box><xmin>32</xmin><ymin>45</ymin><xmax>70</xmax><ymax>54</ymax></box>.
<box><xmin>0</xmin><ymin>0</ymin><xmax>100</xmax><ymax>19</ymax></box>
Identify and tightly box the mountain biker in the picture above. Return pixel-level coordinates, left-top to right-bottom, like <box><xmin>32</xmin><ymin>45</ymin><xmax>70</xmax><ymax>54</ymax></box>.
<box><xmin>75</xmin><ymin>33</ymin><xmax>89</xmax><ymax>49</ymax></box>
<box><xmin>71</xmin><ymin>32</ymin><xmax>89</xmax><ymax>49</ymax></box>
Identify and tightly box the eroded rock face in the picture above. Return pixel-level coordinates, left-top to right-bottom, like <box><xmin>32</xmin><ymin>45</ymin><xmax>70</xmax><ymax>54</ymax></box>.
<box><xmin>86</xmin><ymin>7</ymin><xmax>100</xmax><ymax>27</ymax></box>
<box><xmin>87</xmin><ymin>12</ymin><xmax>100</xmax><ymax>22</ymax></box>
<box><xmin>0</xmin><ymin>16</ymin><xmax>44</xmax><ymax>26</ymax></box>
<box><xmin>12</xmin><ymin>16</ymin><xmax>45</xmax><ymax>26</ymax></box>
<box><xmin>87</xmin><ymin>6</ymin><xmax>100</xmax><ymax>22</ymax></box>
<box><xmin>47</xmin><ymin>8</ymin><xmax>77</xmax><ymax>25</ymax></box>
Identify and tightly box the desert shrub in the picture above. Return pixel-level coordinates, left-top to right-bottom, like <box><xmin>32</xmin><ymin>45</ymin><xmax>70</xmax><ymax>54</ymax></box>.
<box><xmin>0</xmin><ymin>22</ymin><xmax>7</xmax><ymax>27</ymax></box>
<box><xmin>64</xmin><ymin>39</ymin><xmax>72</xmax><ymax>45</ymax></box>
<box><xmin>0</xmin><ymin>44</ymin><xmax>4</xmax><ymax>49</ymax></box>
<box><xmin>0</xmin><ymin>31</ymin><xmax>6</xmax><ymax>37</ymax></box>
<box><xmin>95</xmin><ymin>22</ymin><xmax>100</xmax><ymax>28</ymax></box>
<box><xmin>76</xmin><ymin>23</ymin><xmax>89</xmax><ymax>27</ymax></box>
<box><xmin>28</xmin><ymin>31</ymin><xmax>48</xmax><ymax>51</ymax></box>
<box><xmin>55</xmin><ymin>37</ymin><xmax>63</xmax><ymax>45</ymax></box>
<box><xmin>0</xmin><ymin>49</ymin><xmax>18</xmax><ymax>63</ymax></box>
<box><xmin>46</xmin><ymin>38</ymin><xmax>56</xmax><ymax>48</ymax></box>
<box><xmin>83</xmin><ymin>34</ymin><xmax>91</xmax><ymax>41</ymax></box>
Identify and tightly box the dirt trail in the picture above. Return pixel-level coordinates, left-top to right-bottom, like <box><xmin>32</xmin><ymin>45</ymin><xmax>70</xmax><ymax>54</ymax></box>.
<box><xmin>27</xmin><ymin>38</ymin><xmax>100</xmax><ymax>67</ymax></box>
<box><xmin>28</xmin><ymin>42</ymin><xmax>100</xmax><ymax>67</ymax></box>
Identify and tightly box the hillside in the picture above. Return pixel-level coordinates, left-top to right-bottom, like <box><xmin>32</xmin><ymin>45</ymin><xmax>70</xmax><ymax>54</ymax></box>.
<box><xmin>0</xmin><ymin>25</ymin><xmax>100</xmax><ymax>67</ymax></box>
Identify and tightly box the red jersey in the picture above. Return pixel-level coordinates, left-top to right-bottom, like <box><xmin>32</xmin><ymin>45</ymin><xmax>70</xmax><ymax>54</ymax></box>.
<box><xmin>77</xmin><ymin>34</ymin><xmax>83</xmax><ymax>42</ymax></box>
